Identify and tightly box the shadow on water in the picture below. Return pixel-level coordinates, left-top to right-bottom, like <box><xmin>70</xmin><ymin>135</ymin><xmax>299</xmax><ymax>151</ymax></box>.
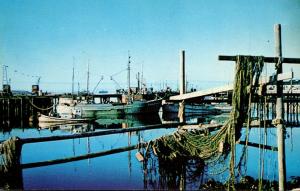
<box><xmin>142</xmin><ymin>152</ymin><xmax>205</xmax><ymax>190</ymax></box>
<box><xmin>1</xmin><ymin>147</ymin><xmax>300</xmax><ymax>190</ymax></box>
<box><xmin>0</xmin><ymin>168</ymin><xmax>23</xmax><ymax>190</ymax></box>
<box><xmin>141</xmin><ymin>146</ymin><xmax>300</xmax><ymax>190</ymax></box>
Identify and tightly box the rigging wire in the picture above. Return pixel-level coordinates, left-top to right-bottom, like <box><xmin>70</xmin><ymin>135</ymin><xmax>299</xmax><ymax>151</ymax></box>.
<box><xmin>109</xmin><ymin>68</ymin><xmax>127</xmax><ymax>90</ymax></box>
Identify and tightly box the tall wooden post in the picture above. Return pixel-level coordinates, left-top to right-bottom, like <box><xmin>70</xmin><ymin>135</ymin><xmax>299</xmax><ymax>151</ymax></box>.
<box><xmin>20</xmin><ymin>98</ymin><xmax>23</xmax><ymax>127</ymax></box>
<box><xmin>218</xmin><ymin>27</ymin><xmax>300</xmax><ymax>191</ymax></box>
<box><xmin>180</xmin><ymin>50</ymin><xmax>186</xmax><ymax>95</ymax></box>
<box><xmin>275</xmin><ymin>24</ymin><xmax>286</xmax><ymax>191</ymax></box>
<box><xmin>179</xmin><ymin>50</ymin><xmax>185</xmax><ymax>123</ymax></box>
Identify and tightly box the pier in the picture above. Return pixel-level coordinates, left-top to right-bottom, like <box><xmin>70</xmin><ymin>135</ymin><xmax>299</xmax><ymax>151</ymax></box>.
<box><xmin>0</xmin><ymin>25</ymin><xmax>300</xmax><ymax>191</ymax></box>
<box><xmin>0</xmin><ymin>95</ymin><xmax>52</xmax><ymax>126</ymax></box>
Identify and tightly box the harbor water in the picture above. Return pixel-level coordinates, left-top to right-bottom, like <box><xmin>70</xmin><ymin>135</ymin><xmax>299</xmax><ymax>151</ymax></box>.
<box><xmin>1</xmin><ymin>113</ymin><xmax>300</xmax><ymax>190</ymax></box>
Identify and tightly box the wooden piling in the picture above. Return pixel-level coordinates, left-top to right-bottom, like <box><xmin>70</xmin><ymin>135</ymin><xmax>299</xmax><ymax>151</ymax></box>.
<box><xmin>180</xmin><ymin>50</ymin><xmax>186</xmax><ymax>95</ymax></box>
<box><xmin>275</xmin><ymin>24</ymin><xmax>286</xmax><ymax>191</ymax></box>
<box><xmin>179</xmin><ymin>50</ymin><xmax>186</xmax><ymax>123</ymax></box>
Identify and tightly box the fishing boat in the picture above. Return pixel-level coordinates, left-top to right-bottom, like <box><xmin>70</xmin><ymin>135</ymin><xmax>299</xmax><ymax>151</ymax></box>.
<box><xmin>54</xmin><ymin>54</ymin><xmax>161</xmax><ymax>119</ymax></box>
<box><xmin>73</xmin><ymin>98</ymin><xmax>162</xmax><ymax>118</ymax></box>
<box><xmin>54</xmin><ymin>92</ymin><xmax>162</xmax><ymax>119</ymax></box>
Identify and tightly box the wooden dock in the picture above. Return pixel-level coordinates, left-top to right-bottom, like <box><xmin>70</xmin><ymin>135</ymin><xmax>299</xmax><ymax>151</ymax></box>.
<box><xmin>170</xmin><ymin>72</ymin><xmax>299</xmax><ymax>102</ymax></box>
<box><xmin>0</xmin><ymin>95</ymin><xmax>52</xmax><ymax>126</ymax></box>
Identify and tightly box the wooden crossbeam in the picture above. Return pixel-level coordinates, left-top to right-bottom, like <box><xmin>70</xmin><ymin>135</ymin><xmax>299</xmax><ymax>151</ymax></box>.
<box><xmin>219</xmin><ymin>55</ymin><xmax>300</xmax><ymax>64</ymax></box>
<box><xmin>238</xmin><ymin>140</ymin><xmax>278</xmax><ymax>151</ymax></box>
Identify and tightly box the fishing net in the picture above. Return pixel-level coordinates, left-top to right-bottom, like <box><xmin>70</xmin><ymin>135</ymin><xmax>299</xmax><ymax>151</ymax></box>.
<box><xmin>151</xmin><ymin>56</ymin><xmax>264</xmax><ymax>176</ymax></box>
<box><xmin>0</xmin><ymin>137</ymin><xmax>22</xmax><ymax>173</ymax></box>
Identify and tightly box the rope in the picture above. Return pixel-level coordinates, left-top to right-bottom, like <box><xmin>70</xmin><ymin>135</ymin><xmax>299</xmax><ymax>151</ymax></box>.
<box><xmin>11</xmin><ymin>95</ymin><xmax>55</xmax><ymax>111</ymax></box>
<box><xmin>28</xmin><ymin>98</ymin><xmax>54</xmax><ymax>111</ymax></box>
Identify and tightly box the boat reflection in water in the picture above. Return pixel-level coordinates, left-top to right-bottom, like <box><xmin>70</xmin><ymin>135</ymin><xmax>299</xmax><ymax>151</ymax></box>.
<box><xmin>37</xmin><ymin>113</ymin><xmax>162</xmax><ymax>133</ymax></box>
<box><xmin>38</xmin><ymin>122</ymin><xmax>94</xmax><ymax>133</ymax></box>
<box><xmin>95</xmin><ymin>114</ymin><xmax>162</xmax><ymax>129</ymax></box>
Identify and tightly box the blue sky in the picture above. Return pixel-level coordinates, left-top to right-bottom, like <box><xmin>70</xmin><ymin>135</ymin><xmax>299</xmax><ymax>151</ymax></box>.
<box><xmin>0</xmin><ymin>0</ymin><xmax>300</xmax><ymax>93</ymax></box>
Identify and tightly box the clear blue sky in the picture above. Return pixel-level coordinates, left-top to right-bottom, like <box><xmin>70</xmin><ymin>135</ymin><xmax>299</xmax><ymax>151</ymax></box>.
<box><xmin>0</xmin><ymin>0</ymin><xmax>300</xmax><ymax>93</ymax></box>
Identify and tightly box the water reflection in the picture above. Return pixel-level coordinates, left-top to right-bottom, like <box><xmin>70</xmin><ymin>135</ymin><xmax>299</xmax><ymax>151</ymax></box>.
<box><xmin>95</xmin><ymin>114</ymin><xmax>162</xmax><ymax>129</ymax></box>
<box><xmin>36</xmin><ymin>114</ymin><xmax>162</xmax><ymax>133</ymax></box>
<box><xmin>1</xmin><ymin>113</ymin><xmax>300</xmax><ymax>190</ymax></box>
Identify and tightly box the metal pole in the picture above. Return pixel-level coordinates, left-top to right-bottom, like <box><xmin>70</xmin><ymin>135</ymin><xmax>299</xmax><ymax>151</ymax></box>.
<box><xmin>72</xmin><ymin>57</ymin><xmax>75</xmax><ymax>95</ymax></box>
<box><xmin>87</xmin><ymin>59</ymin><xmax>90</xmax><ymax>95</ymax></box>
<box><xmin>180</xmin><ymin>50</ymin><xmax>186</xmax><ymax>95</ymax></box>
<box><xmin>137</xmin><ymin>72</ymin><xmax>140</xmax><ymax>93</ymax></box>
<box><xmin>128</xmin><ymin>52</ymin><xmax>131</xmax><ymax>103</ymax></box>
<box><xmin>275</xmin><ymin>24</ymin><xmax>286</xmax><ymax>191</ymax></box>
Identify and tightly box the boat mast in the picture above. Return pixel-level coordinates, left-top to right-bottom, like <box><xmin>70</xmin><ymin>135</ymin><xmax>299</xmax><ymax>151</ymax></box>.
<box><xmin>127</xmin><ymin>51</ymin><xmax>131</xmax><ymax>103</ymax></box>
<box><xmin>77</xmin><ymin>82</ymin><xmax>80</xmax><ymax>95</ymax></box>
<box><xmin>87</xmin><ymin>59</ymin><xmax>90</xmax><ymax>95</ymax></box>
<box><xmin>137</xmin><ymin>72</ymin><xmax>140</xmax><ymax>93</ymax></box>
<box><xmin>72</xmin><ymin>57</ymin><xmax>75</xmax><ymax>95</ymax></box>
<box><xmin>141</xmin><ymin>63</ymin><xmax>143</xmax><ymax>92</ymax></box>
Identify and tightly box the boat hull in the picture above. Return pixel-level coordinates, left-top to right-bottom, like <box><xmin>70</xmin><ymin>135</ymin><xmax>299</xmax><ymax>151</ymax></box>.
<box><xmin>123</xmin><ymin>100</ymin><xmax>162</xmax><ymax>114</ymax></box>
<box><xmin>76</xmin><ymin>99</ymin><xmax>162</xmax><ymax>118</ymax></box>
<box><xmin>79</xmin><ymin>104</ymin><xmax>124</xmax><ymax>118</ymax></box>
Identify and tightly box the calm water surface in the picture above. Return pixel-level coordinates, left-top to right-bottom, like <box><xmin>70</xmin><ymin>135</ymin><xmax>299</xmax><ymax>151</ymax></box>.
<box><xmin>1</xmin><ymin>113</ymin><xmax>300</xmax><ymax>190</ymax></box>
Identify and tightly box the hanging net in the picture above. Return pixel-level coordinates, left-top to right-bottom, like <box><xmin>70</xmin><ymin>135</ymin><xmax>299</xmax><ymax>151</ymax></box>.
<box><xmin>0</xmin><ymin>137</ymin><xmax>22</xmax><ymax>173</ymax></box>
<box><xmin>151</xmin><ymin>56</ymin><xmax>264</xmax><ymax>162</ymax></box>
